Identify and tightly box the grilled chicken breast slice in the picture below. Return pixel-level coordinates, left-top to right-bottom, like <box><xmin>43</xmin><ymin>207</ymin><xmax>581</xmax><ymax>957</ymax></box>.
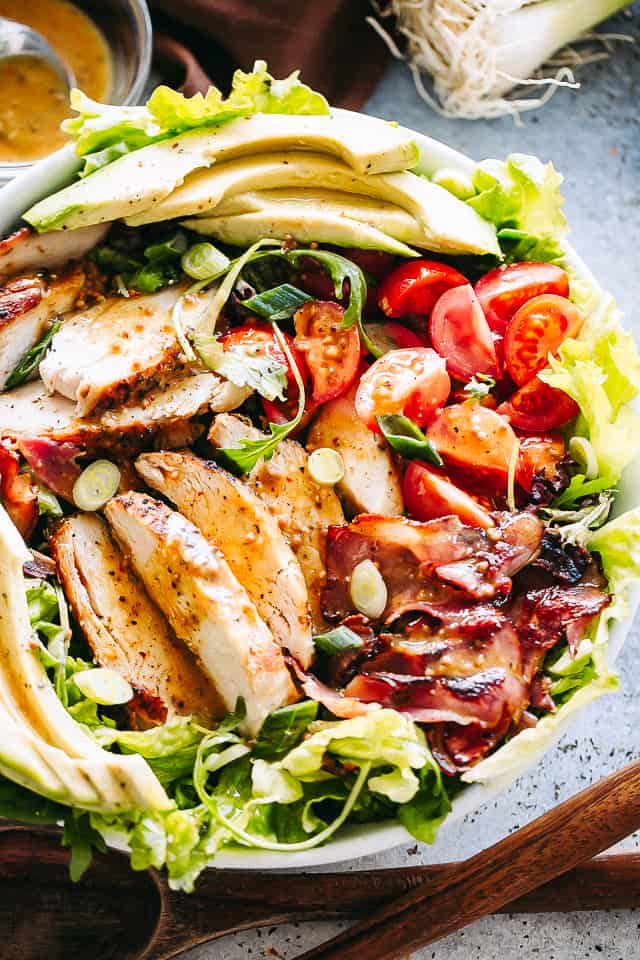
<box><xmin>0</xmin><ymin>265</ymin><xmax>85</xmax><ymax>389</ymax></box>
<box><xmin>136</xmin><ymin>451</ymin><xmax>314</xmax><ymax>667</ymax></box>
<box><xmin>39</xmin><ymin>285</ymin><xmax>220</xmax><ymax>417</ymax></box>
<box><xmin>0</xmin><ymin>373</ymin><xmax>249</xmax><ymax>452</ymax></box>
<box><xmin>306</xmin><ymin>385</ymin><xmax>404</xmax><ymax>517</ymax></box>
<box><xmin>0</xmin><ymin>224</ymin><xmax>108</xmax><ymax>282</ymax></box>
<box><xmin>208</xmin><ymin>414</ymin><xmax>345</xmax><ymax>630</ymax></box>
<box><xmin>105</xmin><ymin>492</ymin><xmax>296</xmax><ymax>735</ymax></box>
<box><xmin>51</xmin><ymin>514</ymin><xmax>221</xmax><ymax>727</ymax></box>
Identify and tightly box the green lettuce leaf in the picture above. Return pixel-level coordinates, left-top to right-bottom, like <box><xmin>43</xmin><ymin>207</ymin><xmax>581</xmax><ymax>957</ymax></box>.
<box><xmin>467</xmin><ymin>154</ymin><xmax>567</xmax><ymax>264</ymax></box>
<box><xmin>64</xmin><ymin>60</ymin><xmax>329</xmax><ymax>177</ymax></box>
<box><xmin>540</xmin><ymin>293</ymin><xmax>640</xmax><ymax>480</ymax></box>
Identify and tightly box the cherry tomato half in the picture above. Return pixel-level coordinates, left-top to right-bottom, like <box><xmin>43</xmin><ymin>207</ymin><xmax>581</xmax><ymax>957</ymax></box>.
<box><xmin>365</xmin><ymin>321</ymin><xmax>427</xmax><ymax>355</ymax></box>
<box><xmin>342</xmin><ymin>249</ymin><xmax>397</xmax><ymax>280</ymax></box>
<box><xmin>504</xmin><ymin>294</ymin><xmax>584</xmax><ymax>386</ymax></box>
<box><xmin>221</xmin><ymin>324</ymin><xmax>308</xmax><ymax>397</ymax></box>
<box><xmin>475</xmin><ymin>262</ymin><xmax>570</xmax><ymax>334</ymax></box>
<box><xmin>377</xmin><ymin>259</ymin><xmax>468</xmax><ymax>319</ymax></box>
<box><xmin>403</xmin><ymin>461</ymin><xmax>494</xmax><ymax>529</ymax></box>
<box><xmin>429</xmin><ymin>284</ymin><xmax>499</xmax><ymax>381</ymax></box>
<box><xmin>498</xmin><ymin>377</ymin><xmax>579</xmax><ymax>432</ymax></box>
<box><xmin>355</xmin><ymin>347</ymin><xmax>450</xmax><ymax>432</ymax></box>
<box><xmin>516</xmin><ymin>433</ymin><xmax>566</xmax><ymax>493</ymax></box>
<box><xmin>294</xmin><ymin>300</ymin><xmax>360</xmax><ymax>404</ymax></box>
<box><xmin>427</xmin><ymin>403</ymin><xmax>518</xmax><ymax>482</ymax></box>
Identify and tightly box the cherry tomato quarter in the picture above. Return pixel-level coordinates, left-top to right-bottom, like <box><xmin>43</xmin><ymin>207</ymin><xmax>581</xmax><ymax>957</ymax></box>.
<box><xmin>498</xmin><ymin>377</ymin><xmax>579</xmax><ymax>431</ymax></box>
<box><xmin>377</xmin><ymin>259</ymin><xmax>468</xmax><ymax>319</ymax></box>
<box><xmin>403</xmin><ymin>461</ymin><xmax>494</xmax><ymax>529</ymax></box>
<box><xmin>427</xmin><ymin>402</ymin><xmax>519</xmax><ymax>481</ymax></box>
<box><xmin>475</xmin><ymin>262</ymin><xmax>570</xmax><ymax>334</ymax></box>
<box><xmin>365</xmin><ymin>321</ymin><xmax>427</xmax><ymax>355</ymax></box>
<box><xmin>516</xmin><ymin>433</ymin><xmax>567</xmax><ymax>493</ymax></box>
<box><xmin>504</xmin><ymin>294</ymin><xmax>584</xmax><ymax>386</ymax></box>
<box><xmin>294</xmin><ymin>300</ymin><xmax>360</xmax><ymax>404</ymax></box>
<box><xmin>354</xmin><ymin>347</ymin><xmax>451</xmax><ymax>432</ymax></box>
<box><xmin>429</xmin><ymin>284</ymin><xmax>499</xmax><ymax>381</ymax></box>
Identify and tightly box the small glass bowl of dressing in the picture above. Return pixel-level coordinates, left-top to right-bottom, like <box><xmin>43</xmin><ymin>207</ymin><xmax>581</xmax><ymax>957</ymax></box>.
<box><xmin>0</xmin><ymin>0</ymin><xmax>152</xmax><ymax>183</ymax></box>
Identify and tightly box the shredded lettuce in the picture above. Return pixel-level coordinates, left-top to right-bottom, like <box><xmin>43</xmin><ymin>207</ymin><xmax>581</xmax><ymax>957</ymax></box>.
<box><xmin>64</xmin><ymin>60</ymin><xmax>329</xmax><ymax>177</ymax></box>
<box><xmin>467</xmin><ymin>154</ymin><xmax>567</xmax><ymax>264</ymax></box>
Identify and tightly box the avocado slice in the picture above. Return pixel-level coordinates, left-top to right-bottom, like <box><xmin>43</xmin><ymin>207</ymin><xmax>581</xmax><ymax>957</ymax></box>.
<box><xmin>0</xmin><ymin>505</ymin><xmax>170</xmax><ymax>813</ymax></box>
<box><xmin>24</xmin><ymin>114</ymin><xmax>419</xmax><ymax>234</ymax></box>
<box><xmin>182</xmin><ymin>195</ymin><xmax>420</xmax><ymax>257</ymax></box>
<box><xmin>128</xmin><ymin>151</ymin><xmax>499</xmax><ymax>257</ymax></box>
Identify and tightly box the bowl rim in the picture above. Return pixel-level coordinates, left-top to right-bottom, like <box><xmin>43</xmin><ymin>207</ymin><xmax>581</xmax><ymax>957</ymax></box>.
<box><xmin>0</xmin><ymin>113</ymin><xmax>638</xmax><ymax>869</ymax></box>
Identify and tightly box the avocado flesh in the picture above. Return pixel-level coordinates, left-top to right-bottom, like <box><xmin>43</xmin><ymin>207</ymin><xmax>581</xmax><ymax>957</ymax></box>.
<box><xmin>182</xmin><ymin>198</ymin><xmax>419</xmax><ymax>257</ymax></box>
<box><xmin>0</xmin><ymin>505</ymin><xmax>170</xmax><ymax>813</ymax></box>
<box><xmin>128</xmin><ymin>152</ymin><xmax>499</xmax><ymax>257</ymax></box>
<box><xmin>24</xmin><ymin>114</ymin><xmax>419</xmax><ymax>233</ymax></box>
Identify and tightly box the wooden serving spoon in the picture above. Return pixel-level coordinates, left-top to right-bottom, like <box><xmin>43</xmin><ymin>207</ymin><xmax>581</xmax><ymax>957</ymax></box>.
<box><xmin>300</xmin><ymin>757</ymin><xmax>640</xmax><ymax>960</ymax></box>
<box><xmin>2</xmin><ymin>825</ymin><xmax>640</xmax><ymax>960</ymax></box>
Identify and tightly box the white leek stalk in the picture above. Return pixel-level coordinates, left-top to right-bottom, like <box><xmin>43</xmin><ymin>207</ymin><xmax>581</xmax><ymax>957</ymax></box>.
<box><xmin>368</xmin><ymin>0</ymin><xmax>631</xmax><ymax>119</ymax></box>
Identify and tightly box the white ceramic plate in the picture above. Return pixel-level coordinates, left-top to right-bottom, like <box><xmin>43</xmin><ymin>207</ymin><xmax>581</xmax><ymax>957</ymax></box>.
<box><xmin>2</xmin><ymin>119</ymin><xmax>638</xmax><ymax>869</ymax></box>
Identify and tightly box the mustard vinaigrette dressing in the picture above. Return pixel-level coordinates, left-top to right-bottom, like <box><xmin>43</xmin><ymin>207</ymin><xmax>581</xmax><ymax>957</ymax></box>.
<box><xmin>0</xmin><ymin>0</ymin><xmax>111</xmax><ymax>161</ymax></box>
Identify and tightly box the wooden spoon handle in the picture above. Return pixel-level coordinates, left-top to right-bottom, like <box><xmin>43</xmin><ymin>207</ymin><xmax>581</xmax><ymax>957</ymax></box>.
<box><xmin>296</xmin><ymin>758</ymin><xmax>640</xmax><ymax>960</ymax></box>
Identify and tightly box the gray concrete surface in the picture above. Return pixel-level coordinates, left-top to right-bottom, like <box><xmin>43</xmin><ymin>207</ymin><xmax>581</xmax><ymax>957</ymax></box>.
<box><xmin>192</xmin><ymin>6</ymin><xmax>640</xmax><ymax>958</ymax></box>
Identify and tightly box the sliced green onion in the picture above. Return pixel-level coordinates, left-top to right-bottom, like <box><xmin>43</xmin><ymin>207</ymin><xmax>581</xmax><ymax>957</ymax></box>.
<box><xmin>431</xmin><ymin>167</ymin><xmax>476</xmax><ymax>200</ymax></box>
<box><xmin>73</xmin><ymin>460</ymin><xmax>121</xmax><ymax>512</ymax></box>
<box><xmin>74</xmin><ymin>668</ymin><xmax>133</xmax><ymax>705</ymax></box>
<box><xmin>308</xmin><ymin>448</ymin><xmax>345</xmax><ymax>486</ymax></box>
<box><xmin>242</xmin><ymin>283</ymin><xmax>312</xmax><ymax>321</ymax></box>
<box><xmin>377</xmin><ymin>414</ymin><xmax>443</xmax><ymax>466</ymax></box>
<box><xmin>314</xmin><ymin>625</ymin><xmax>364</xmax><ymax>656</ymax></box>
<box><xmin>181</xmin><ymin>242</ymin><xmax>230</xmax><ymax>280</ymax></box>
<box><xmin>350</xmin><ymin>559</ymin><xmax>387</xmax><ymax>619</ymax></box>
<box><xmin>38</xmin><ymin>487</ymin><xmax>63</xmax><ymax>518</ymax></box>
<box><xmin>569</xmin><ymin>436</ymin><xmax>598</xmax><ymax>480</ymax></box>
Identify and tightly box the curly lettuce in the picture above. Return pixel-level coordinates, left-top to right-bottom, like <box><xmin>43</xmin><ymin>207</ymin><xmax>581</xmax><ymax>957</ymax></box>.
<box><xmin>64</xmin><ymin>60</ymin><xmax>329</xmax><ymax>177</ymax></box>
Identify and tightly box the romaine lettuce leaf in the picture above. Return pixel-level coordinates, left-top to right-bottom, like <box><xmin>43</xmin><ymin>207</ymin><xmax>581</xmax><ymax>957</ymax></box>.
<box><xmin>467</xmin><ymin>154</ymin><xmax>567</xmax><ymax>264</ymax></box>
<box><xmin>64</xmin><ymin>60</ymin><xmax>329</xmax><ymax>177</ymax></box>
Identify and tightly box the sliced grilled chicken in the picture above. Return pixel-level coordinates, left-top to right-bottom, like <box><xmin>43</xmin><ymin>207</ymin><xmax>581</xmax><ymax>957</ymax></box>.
<box><xmin>208</xmin><ymin>414</ymin><xmax>345</xmax><ymax>630</ymax></box>
<box><xmin>39</xmin><ymin>284</ymin><xmax>220</xmax><ymax>417</ymax></box>
<box><xmin>51</xmin><ymin>514</ymin><xmax>221</xmax><ymax>727</ymax></box>
<box><xmin>105</xmin><ymin>492</ymin><xmax>296</xmax><ymax>735</ymax></box>
<box><xmin>136</xmin><ymin>451</ymin><xmax>314</xmax><ymax>667</ymax></box>
<box><xmin>0</xmin><ymin>372</ymin><xmax>249</xmax><ymax>452</ymax></box>
<box><xmin>306</xmin><ymin>385</ymin><xmax>404</xmax><ymax>517</ymax></box>
<box><xmin>0</xmin><ymin>265</ymin><xmax>85</xmax><ymax>389</ymax></box>
<box><xmin>0</xmin><ymin>224</ymin><xmax>108</xmax><ymax>282</ymax></box>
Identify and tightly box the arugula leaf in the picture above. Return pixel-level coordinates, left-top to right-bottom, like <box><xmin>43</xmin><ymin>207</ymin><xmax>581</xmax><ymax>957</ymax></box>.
<box><xmin>553</xmin><ymin>473</ymin><xmax>616</xmax><ymax>508</ymax></box>
<box><xmin>314</xmin><ymin>626</ymin><xmax>364</xmax><ymax>656</ymax></box>
<box><xmin>253</xmin><ymin>701</ymin><xmax>319</xmax><ymax>760</ymax></box>
<box><xmin>193</xmin><ymin>334</ymin><xmax>288</xmax><ymax>401</ymax></box>
<box><xmin>242</xmin><ymin>283</ymin><xmax>312</xmax><ymax>321</ymax></box>
<box><xmin>377</xmin><ymin>414</ymin><xmax>443</xmax><ymax>466</ymax></box>
<box><xmin>5</xmin><ymin>319</ymin><xmax>61</xmax><ymax>390</ymax></box>
<box><xmin>218</xmin><ymin>322</ymin><xmax>306</xmax><ymax>473</ymax></box>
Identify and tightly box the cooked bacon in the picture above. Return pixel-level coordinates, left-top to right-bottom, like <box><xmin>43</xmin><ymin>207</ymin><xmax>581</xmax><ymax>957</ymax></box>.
<box><xmin>19</xmin><ymin>437</ymin><xmax>82</xmax><ymax>501</ymax></box>
<box><xmin>428</xmin><ymin>720</ymin><xmax>510</xmax><ymax>773</ymax></box>
<box><xmin>529</xmin><ymin>530</ymin><xmax>590</xmax><ymax>585</ymax></box>
<box><xmin>345</xmin><ymin>667</ymin><xmax>527</xmax><ymax>728</ymax></box>
<box><xmin>0</xmin><ymin>442</ymin><xmax>37</xmax><ymax>539</ymax></box>
<box><xmin>435</xmin><ymin>512</ymin><xmax>544</xmax><ymax>600</ymax></box>
<box><xmin>529</xmin><ymin>673</ymin><xmax>556</xmax><ymax>712</ymax></box>
<box><xmin>288</xmin><ymin>658</ymin><xmax>379</xmax><ymax>718</ymax></box>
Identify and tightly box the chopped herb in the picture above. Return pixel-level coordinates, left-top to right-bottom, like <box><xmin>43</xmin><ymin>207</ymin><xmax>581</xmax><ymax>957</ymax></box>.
<box><xmin>377</xmin><ymin>414</ymin><xmax>443</xmax><ymax>466</ymax></box>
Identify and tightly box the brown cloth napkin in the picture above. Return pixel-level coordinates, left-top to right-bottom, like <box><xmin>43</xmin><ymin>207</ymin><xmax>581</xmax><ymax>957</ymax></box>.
<box><xmin>150</xmin><ymin>0</ymin><xmax>390</xmax><ymax>108</ymax></box>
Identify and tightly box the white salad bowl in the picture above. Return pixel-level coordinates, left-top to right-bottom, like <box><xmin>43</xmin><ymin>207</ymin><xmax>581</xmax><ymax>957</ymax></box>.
<box><xmin>2</xmin><ymin>116</ymin><xmax>638</xmax><ymax>870</ymax></box>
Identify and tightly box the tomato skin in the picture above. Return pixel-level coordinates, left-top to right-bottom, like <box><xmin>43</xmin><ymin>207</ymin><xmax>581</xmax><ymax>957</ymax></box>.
<box><xmin>427</xmin><ymin>403</ymin><xmax>518</xmax><ymax>481</ymax></box>
<box><xmin>504</xmin><ymin>294</ymin><xmax>584</xmax><ymax>386</ymax></box>
<box><xmin>498</xmin><ymin>377</ymin><xmax>579</xmax><ymax>431</ymax></box>
<box><xmin>475</xmin><ymin>262</ymin><xmax>570</xmax><ymax>334</ymax></box>
<box><xmin>429</xmin><ymin>284</ymin><xmax>499</xmax><ymax>381</ymax></box>
<box><xmin>516</xmin><ymin>433</ymin><xmax>566</xmax><ymax>492</ymax></box>
<box><xmin>366</xmin><ymin>321</ymin><xmax>428</xmax><ymax>355</ymax></box>
<box><xmin>403</xmin><ymin>461</ymin><xmax>494</xmax><ymax>529</ymax></box>
<box><xmin>294</xmin><ymin>300</ymin><xmax>360</xmax><ymax>404</ymax></box>
<box><xmin>355</xmin><ymin>347</ymin><xmax>451</xmax><ymax>432</ymax></box>
<box><xmin>342</xmin><ymin>249</ymin><xmax>397</xmax><ymax>280</ymax></box>
<box><xmin>377</xmin><ymin>259</ymin><xmax>468</xmax><ymax>319</ymax></box>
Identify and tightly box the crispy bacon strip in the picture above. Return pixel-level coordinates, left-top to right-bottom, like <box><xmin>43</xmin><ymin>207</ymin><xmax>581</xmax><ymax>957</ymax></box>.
<box><xmin>19</xmin><ymin>437</ymin><xmax>82</xmax><ymax>501</ymax></box>
<box><xmin>288</xmin><ymin>657</ymin><xmax>379</xmax><ymax>718</ymax></box>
